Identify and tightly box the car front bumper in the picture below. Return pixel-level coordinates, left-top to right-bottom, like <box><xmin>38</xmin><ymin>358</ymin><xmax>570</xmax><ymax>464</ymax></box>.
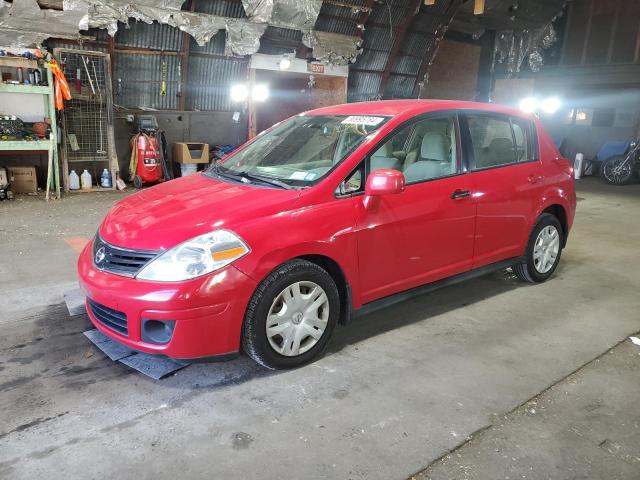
<box><xmin>77</xmin><ymin>240</ymin><xmax>258</xmax><ymax>359</ymax></box>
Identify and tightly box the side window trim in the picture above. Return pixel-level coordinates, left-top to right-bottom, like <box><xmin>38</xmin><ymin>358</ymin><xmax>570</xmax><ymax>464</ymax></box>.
<box><xmin>335</xmin><ymin>160</ymin><xmax>365</xmax><ymax>198</ymax></box>
<box><xmin>508</xmin><ymin>117</ymin><xmax>520</xmax><ymax>163</ymax></box>
<box><xmin>508</xmin><ymin>116</ymin><xmax>539</xmax><ymax>164</ymax></box>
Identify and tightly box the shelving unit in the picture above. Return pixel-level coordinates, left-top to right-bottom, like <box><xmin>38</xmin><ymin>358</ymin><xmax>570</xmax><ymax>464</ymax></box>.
<box><xmin>0</xmin><ymin>57</ymin><xmax>60</xmax><ymax>200</ymax></box>
<box><xmin>54</xmin><ymin>48</ymin><xmax>118</xmax><ymax>193</ymax></box>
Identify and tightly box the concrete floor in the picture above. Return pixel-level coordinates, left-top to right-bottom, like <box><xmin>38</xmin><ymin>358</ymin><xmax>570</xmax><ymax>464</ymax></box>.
<box><xmin>1</xmin><ymin>178</ymin><xmax>639</xmax><ymax>479</ymax></box>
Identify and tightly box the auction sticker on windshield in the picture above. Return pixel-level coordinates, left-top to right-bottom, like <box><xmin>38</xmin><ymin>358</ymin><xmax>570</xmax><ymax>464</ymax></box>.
<box><xmin>341</xmin><ymin>116</ymin><xmax>385</xmax><ymax>126</ymax></box>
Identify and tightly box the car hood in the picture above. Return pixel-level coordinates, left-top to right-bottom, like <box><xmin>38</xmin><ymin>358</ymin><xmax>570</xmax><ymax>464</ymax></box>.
<box><xmin>99</xmin><ymin>173</ymin><xmax>301</xmax><ymax>250</ymax></box>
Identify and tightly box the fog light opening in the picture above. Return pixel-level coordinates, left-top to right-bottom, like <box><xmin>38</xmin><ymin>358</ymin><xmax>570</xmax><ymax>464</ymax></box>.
<box><xmin>142</xmin><ymin>319</ymin><xmax>176</xmax><ymax>345</ymax></box>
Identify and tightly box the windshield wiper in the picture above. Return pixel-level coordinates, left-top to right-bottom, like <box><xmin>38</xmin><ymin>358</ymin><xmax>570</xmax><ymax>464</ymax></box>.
<box><xmin>237</xmin><ymin>171</ymin><xmax>295</xmax><ymax>190</ymax></box>
<box><xmin>208</xmin><ymin>163</ymin><xmax>294</xmax><ymax>190</ymax></box>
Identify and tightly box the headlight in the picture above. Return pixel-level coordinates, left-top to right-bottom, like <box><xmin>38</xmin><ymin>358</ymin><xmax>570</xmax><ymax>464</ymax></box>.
<box><xmin>136</xmin><ymin>230</ymin><xmax>250</xmax><ymax>282</ymax></box>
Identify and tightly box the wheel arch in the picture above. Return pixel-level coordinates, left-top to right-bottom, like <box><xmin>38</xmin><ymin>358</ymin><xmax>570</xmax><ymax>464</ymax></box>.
<box><xmin>541</xmin><ymin>204</ymin><xmax>568</xmax><ymax>247</ymax></box>
<box><xmin>237</xmin><ymin>244</ymin><xmax>359</xmax><ymax>326</ymax></box>
<box><xmin>296</xmin><ymin>254</ymin><xmax>353</xmax><ymax>325</ymax></box>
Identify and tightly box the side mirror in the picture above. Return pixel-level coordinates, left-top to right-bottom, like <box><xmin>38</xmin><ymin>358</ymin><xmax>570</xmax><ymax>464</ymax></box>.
<box><xmin>365</xmin><ymin>169</ymin><xmax>406</xmax><ymax>197</ymax></box>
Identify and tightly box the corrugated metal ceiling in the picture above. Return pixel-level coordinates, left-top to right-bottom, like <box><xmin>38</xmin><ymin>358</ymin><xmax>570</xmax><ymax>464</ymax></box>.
<box><xmin>49</xmin><ymin>0</ymin><xmax>465</xmax><ymax>110</ymax></box>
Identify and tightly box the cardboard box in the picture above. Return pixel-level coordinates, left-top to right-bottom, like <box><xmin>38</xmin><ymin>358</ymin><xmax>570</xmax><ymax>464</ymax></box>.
<box><xmin>8</xmin><ymin>166</ymin><xmax>38</xmax><ymax>193</ymax></box>
<box><xmin>173</xmin><ymin>142</ymin><xmax>209</xmax><ymax>164</ymax></box>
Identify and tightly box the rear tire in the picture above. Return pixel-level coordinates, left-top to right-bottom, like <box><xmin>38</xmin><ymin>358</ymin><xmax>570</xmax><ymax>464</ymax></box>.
<box><xmin>514</xmin><ymin>213</ymin><xmax>563</xmax><ymax>283</ymax></box>
<box><xmin>242</xmin><ymin>260</ymin><xmax>340</xmax><ymax>370</ymax></box>
<box><xmin>133</xmin><ymin>175</ymin><xmax>143</xmax><ymax>189</ymax></box>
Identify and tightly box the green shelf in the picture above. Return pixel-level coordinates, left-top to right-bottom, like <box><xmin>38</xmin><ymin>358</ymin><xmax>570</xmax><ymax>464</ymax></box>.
<box><xmin>0</xmin><ymin>83</ymin><xmax>52</xmax><ymax>95</ymax></box>
<box><xmin>0</xmin><ymin>140</ymin><xmax>53</xmax><ymax>151</ymax></box>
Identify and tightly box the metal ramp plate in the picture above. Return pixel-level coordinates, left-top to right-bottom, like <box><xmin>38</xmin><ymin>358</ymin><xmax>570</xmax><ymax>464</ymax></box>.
<box><xmin>84</xmin><ymin>328</ymin><xmax>190</xmax><ymax>379</ymax></box>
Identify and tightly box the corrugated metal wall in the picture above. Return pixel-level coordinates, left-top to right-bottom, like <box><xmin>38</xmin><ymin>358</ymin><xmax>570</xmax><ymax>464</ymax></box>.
<box><xmin>186</xmin><ymin>56</ymin><xmax>247</xmax><ymax>110</ymax></box>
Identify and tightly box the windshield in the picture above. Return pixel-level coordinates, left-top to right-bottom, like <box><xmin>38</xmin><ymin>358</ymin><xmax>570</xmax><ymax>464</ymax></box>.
<box><xmin>210</xmin><ymin>114</ymin><xmax>389</xmax><ymax>187</ymax></box>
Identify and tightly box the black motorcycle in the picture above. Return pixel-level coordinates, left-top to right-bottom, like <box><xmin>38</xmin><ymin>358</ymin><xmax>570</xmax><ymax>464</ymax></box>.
<box><xmin>601</xmin><ymin>140</ymin><xmax>640</xmax><ymax>185</ymax></box>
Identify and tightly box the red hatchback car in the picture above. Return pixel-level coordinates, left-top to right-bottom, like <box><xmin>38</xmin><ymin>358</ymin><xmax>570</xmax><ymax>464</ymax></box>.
<box><xmin>78</xmin><ymin>100</ymin><xmax>576</xmax><ymax>369</ymax></box>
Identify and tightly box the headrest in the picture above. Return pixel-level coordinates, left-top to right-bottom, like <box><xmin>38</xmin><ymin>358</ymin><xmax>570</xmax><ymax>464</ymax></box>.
<box><xmin>372</xmin><ymin>141</ymin><xmax>393</xmax><ymax>157</ymax></box>
<box><xmin>489</xmin><ymin>138</ymin><xmax>513</xmax><ymax>155</ymax></box>
<box><xmin>421</xmin><ymin>132</ymin><xmax>448</xmax><ymax>162</ymax></box>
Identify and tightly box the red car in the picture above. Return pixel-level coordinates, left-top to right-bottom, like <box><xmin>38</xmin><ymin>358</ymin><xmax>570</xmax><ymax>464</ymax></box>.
<box><xmin>78</xmin><ymin>100</ymin><xmax>576</xmax><ymax>369</ymax></box>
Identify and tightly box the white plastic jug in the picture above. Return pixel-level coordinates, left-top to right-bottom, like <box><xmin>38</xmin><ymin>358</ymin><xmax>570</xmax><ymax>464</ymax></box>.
<box><xmin>69</xmin><ymin>170</ymin><xmax>80</xmax><ymax>190</ymax></box>
<box><xmin>81</xmin><ymin>169</ymin><xmax>92</xmax><ymax>190</ymax></box>
<box><xmin>574</xmin><ymin>153</ymin><xmax>584</xmax><ymax>180</ymax></box>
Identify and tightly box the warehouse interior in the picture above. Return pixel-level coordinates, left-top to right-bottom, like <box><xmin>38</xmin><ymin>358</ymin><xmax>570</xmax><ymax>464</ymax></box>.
<box><xmin>1</xmin><ymin>0</ymin><xmax>640</xmax><ymax>478</ymax></box>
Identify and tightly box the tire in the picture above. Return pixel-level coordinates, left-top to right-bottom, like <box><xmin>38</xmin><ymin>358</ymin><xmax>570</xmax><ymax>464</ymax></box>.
<box><xmin>600</xmin><ymin>155</ymin><xmax>635</xmax><ymax>185</ymax></box>
<box><xmin>242</xmin><ymin>259</ymin><xmax>340</xmax><ymax>370</ymax></box>
<box><xmin>514</xmin><ymin>213</ymin><xmax>563</xmax><ymax>283</ymax></box>
<box><xmin>133</xmin><ymin>175</ymin><xmax>143</xmax><ymax>189</ymax></box>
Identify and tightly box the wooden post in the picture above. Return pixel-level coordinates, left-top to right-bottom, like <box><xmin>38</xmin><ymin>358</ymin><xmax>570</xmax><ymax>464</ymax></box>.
<box><xmin>45</xmin><ymin>62</ymin><xmax>60</xmax><ymax>199</ymax></box>
<box><xmin>247</xmin><ymin>68</ymin><xmax>256</xmax><ymax>139</ymax></box>
<box><xmin>473</xmin><ymin>0</ymin><xmax>484</xmax><ymax>15</ymax></box>
<box><xmin>178</xmin><ymin>0</ymin><xmax>196</xmax><ymax>111</ymax></box>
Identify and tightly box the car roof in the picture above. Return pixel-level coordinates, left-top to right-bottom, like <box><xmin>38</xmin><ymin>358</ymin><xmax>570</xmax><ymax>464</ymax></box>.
<box><xmin>305</xmin><ymin>99</ymin><xmax>531</xmax><ymax>120</ymax></box>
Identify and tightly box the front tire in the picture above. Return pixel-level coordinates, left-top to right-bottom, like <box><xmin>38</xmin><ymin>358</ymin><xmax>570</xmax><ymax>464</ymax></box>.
<box><xmin>601</xmin><ymin>155</ymin><xmax>635</xmax><ymax>185</ymax></box>
<box><xmin>514</xmin><ymin>213</ymin><xmax>563</xmax><ymax>283</ymax></box>
<box><xmin>242</xmin><ymin>260</ymin><xmax>340</xmax><ymax>370</ymax></box>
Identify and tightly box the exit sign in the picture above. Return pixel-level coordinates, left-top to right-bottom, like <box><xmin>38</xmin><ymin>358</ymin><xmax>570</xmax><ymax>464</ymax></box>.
<box><xmin>307</xmin><ymin>63</ymin><xmax>325</xmax><ymax>74</ymax></box>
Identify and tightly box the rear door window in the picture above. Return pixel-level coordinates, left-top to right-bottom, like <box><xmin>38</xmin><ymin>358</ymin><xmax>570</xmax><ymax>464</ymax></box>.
<box><xmin>466</xmin><ymin>114</ymin><xmax>516</xmax><ymax>169</ymax></box>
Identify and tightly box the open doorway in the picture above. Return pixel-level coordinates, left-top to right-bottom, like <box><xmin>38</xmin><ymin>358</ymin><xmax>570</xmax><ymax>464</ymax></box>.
<box><xmin>248</xmin><ymin>55</ymin><xmax>348</xmax><ymax>137</ymax></box>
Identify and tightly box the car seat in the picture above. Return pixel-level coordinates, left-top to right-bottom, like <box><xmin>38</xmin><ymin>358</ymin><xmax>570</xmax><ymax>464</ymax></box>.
<box><xmin>404</xmin><ymin>132</ymin><xmax>452</xmax><ymax>183</ymax></box>
<box><xmin>371</xmin><ymin>141</ymin><xmax>401</xmax><ymax>171</ymax></box>
<box><xmin>478</xmin><ymin>137</ymin><xmax>514</xmax><ymax>167</ymax></box>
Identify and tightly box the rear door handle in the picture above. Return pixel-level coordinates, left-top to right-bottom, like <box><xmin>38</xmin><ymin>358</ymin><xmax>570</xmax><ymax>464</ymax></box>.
<box><xmin>528</xmin><ymin>174</ymin><xmax>544</xmax><ymax>184</ymax></box>
<box><xmin>451</xmin><ymin>189</ymin><xmax>471</xmax><ymax>199</ymax></box>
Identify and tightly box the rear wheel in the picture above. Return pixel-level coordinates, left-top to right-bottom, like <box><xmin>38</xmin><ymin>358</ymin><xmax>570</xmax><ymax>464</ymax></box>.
<box><xmin>514</xmin><ymin>213</ymin><xmax>563</xmax><ymax>283</ymax></box>
<box><xmin>242</xmin><ymin>260</ymin><xmax>340</xmax><ymax>369</ymax></box>
<box><xmin>133</xmin><ymin>175</ymin><xmax>143</xmax><ymax>189</ymax></box>
<box><xmin>601</xmin><ymin>155</ymin><xmax>635</xmax><ymax>185</ymax></box>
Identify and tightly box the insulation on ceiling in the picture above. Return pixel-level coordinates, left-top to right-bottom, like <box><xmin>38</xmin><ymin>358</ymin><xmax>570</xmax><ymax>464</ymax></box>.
<box><xmin>303</xmin><ymin>30</ymin><xmax>362</xmax><ymax>65</ymax></box>
<box><xmin>493</xmin><ymin>23</ymin><xmax>558</xmax><ymax>75</ymax></box>
<box><xmin>3</xmin><ymin>0</ymin><xmax>360</xmax><ymax>65</ymax></box>
<box><xmin>241</xmin><ymin>0</ymin><xmax>322</xmax><ymax>30</ymax></box>
<box><xmin>0</xmin><ymin>0</ymin><xmax>84</xmax><ymax>47</ymax></box>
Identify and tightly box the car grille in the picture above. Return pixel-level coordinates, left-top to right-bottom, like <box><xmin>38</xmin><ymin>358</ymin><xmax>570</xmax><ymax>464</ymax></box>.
<box><xmin>93</xmin><ymin>235</ymin><xmax>159</xmax><ymax>277</ymax></box>
<box><xmin>88</xmin><ymin>298</ymin><xmax>128</xmax><ymax>336</ymax></box>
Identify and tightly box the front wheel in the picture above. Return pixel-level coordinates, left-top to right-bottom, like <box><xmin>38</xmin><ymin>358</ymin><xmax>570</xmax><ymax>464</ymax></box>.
<box><xmin>514</xmin><ymin>213</ymin><xmax>563</xmax><ymax>283</ymax></box>
<box><xmin>242</xmin><ymin>260</ymin><xmax>340</xmax><ymax>369</ymax></box>
<box><xmin>601</xmin><ymin>155</ymin><xmax>635</xmax><ymax>185</ymax></box>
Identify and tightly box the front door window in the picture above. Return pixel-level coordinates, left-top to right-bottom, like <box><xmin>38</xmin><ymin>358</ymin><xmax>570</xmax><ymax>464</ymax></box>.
<box><xmin>369</xmin><ymin>116</ymin><xmax>458</xmax><ymax>183</ymax></box>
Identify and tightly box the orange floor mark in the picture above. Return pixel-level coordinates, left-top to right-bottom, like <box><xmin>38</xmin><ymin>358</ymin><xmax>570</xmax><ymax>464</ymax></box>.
<box><xmin>64</xmin><ymin>237</ymin><xmax>90</xmax><ymax>254</ymax></box>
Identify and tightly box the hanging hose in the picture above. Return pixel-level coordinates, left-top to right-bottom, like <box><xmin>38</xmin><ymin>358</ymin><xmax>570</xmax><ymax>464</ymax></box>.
<box><xmin>159</xmin><ymin>130</ymin><xmax>172</xmax><ymax>180</ymax></box>
<box><xmin>129</xmin><ymin>133</ymin><xmax>146</xmax><ymax>181</ymax></box>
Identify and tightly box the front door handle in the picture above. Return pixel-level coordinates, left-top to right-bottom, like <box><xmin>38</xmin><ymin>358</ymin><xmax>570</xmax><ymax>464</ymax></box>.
<box><xmin>451</xmin><ymin>189</ymin><xmax>471</xmax><ymax>199</ymax></box>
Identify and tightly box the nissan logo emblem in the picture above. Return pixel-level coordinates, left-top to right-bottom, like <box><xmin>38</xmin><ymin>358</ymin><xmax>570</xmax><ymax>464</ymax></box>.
<box><xmin>95</xmin><ymin>246</ymin><xmax>106</xmax><ymax>265</ymax></box>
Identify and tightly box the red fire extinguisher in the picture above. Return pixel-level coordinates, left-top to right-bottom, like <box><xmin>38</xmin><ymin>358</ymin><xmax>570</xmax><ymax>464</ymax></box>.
<box><xmin>129</xmin><ymin>116</ymin><xmax>165</xmax><ymax>188</ymax></box>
